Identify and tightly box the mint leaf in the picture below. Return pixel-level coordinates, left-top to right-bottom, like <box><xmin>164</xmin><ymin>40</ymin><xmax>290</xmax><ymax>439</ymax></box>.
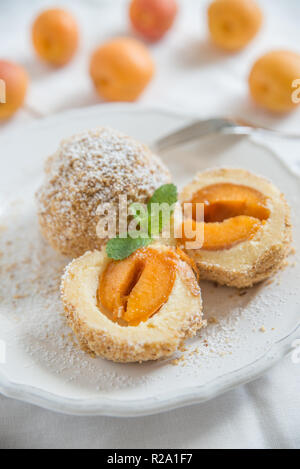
<box><xmin>105</xmin><ymin>184</ymin><xmax>178</xmax><ymax>260</ymax></box>
<box><xmin>148</xmin><ymin>183</ymin><xmax>178</xmax><ymax>207</ymax></box>
<box><xmin>106</xmin><ymin>235</ymin><xmax>152</xmax><ymax>260</ymax></box>
<box><xmin>148</xmin><ymin>183</ymin><xmax>177</xmax><ymax>236</ymax></box>
<box><xmin>129</xmin><ymin>202</ymin><xmax>149</xmax><ymax>230</ymax></box>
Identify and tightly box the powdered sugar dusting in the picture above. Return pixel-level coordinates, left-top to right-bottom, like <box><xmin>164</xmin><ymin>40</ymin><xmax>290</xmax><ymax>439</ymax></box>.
<box><xmin>0</xmin><ymin>199</ymin><xmax>155</xmax><ymax>392</ymax></box>
<box><xmin>0</xmin><ymin>193</ymin><xmax>298</xmax><ymax>396</ymax></box>
<box><xmin>36</xmin><ymin>127</ymin><xmax>170</xmax><ymax>257</ymax></box>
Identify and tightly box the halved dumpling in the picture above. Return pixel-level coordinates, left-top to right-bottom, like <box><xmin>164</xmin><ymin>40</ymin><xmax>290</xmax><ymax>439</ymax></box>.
<box><xmin>179</xmin><ymin>168</ymin><xmax>291</xmax><ymax>288</ymax></box>
<box><xmin>61</xmin><ymin>244</ymin><xmax>204</xmax><ymax>363</ymax></box>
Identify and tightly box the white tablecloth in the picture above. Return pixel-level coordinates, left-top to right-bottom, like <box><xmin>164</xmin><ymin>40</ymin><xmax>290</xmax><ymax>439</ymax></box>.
<box><xmin>0</xmin><ymin>0</ymin><xmax>299</xmax><ymax>449</ymax></box>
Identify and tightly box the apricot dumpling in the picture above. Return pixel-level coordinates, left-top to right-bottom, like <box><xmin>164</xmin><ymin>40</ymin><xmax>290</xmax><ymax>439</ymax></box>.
<box><xmin>36</xmin><ymin>127</ymin><xmax>170</xmax><ymax>257</ymax></box>
<box><xmin>61</xmin><ymin>244</ymin><xmax>205</xmax><ymax>363</ymax></box>
<box><xmin>179</xmin><ymin>168</ymin><xmax>291</xmax><ymax>288</ymax></box>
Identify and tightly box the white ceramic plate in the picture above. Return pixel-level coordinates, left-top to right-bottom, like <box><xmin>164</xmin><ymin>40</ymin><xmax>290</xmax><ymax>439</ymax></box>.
<box><xmin>0</xmin><ymin>104</ymin><xmax>299</xmax><ymax>417</ymax></box>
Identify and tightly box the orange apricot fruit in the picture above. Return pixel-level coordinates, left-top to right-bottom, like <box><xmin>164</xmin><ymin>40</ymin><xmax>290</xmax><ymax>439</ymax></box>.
<box><xmin>207</xmin><ymin>0</ymin><xmax>263</xmax><ymax>51</ymax></box>
<box><xmin>129</xmin><ymin>0</ymin><xmax>178</xmax><ymax>42</ymax></box>
<box><xmin>181</xmin><ymin>183</ymin><xmax>269</xmax><ymax>250</ymax></box>
<box><xmin>181</xmin><ymin>216</ymin><xmax>263</xmax><ymax>251</ymax></box>
<box><xmin>0</xmin><ymin>60</ymin><xmax>28</xmax><ymax>120</ymax></box>
<box><xmin>32</xmin><ymin>8</ymin><xmax>79</xmax><ymax>66</ymax></box>
<box><xmin>189</xmin><ymin>183</ymin><xmax>270</xmax><ymax>222</ymax></box>
<box><xmin>249</xmin><ymin>50</ymin><xmax>300</xmax><ymax>113</ymax></box>
<box><xmin>99</xmin><ymin>248</ymin><xmax>176</xmax><ymax>326</ymax></box>
<box><xmin>90</xmin><ymin>37</ymin><xmax>154</xmax><ymax>102</ymax></box>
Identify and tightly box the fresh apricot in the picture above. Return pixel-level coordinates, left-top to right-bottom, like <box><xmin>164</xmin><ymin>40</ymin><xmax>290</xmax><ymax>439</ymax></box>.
<box><xmin>0</xmin><ymin>60</ymin><xmax>28</xmax><ymax>120</ymax></box>
<box><xmin>99</xmin><ymin>248</ymin><xmax>176</xmax><ymax>326</ymax></box>
<box><xmin>32</xmin><ymin>8</ymin><xmax>79</xmax><ymax>66</ymax></box>
<box><xmin>129</xmin><ymin>0</ymin><xmax>178</xmax><ymax>42</ymax></box>
<box><xmin>207</xmin><ymin>0</ymin><xmax>263</xmax><ymax>51</ymax></box>
<box><xmin>90</xmin><ymin>37</ymin><xmax>154</xmax><ymax>102</ymax></box>
<box><xmin>249</xmin><ymin>50</ymin><xmax>300</xmax><ymax>113</ymax></box>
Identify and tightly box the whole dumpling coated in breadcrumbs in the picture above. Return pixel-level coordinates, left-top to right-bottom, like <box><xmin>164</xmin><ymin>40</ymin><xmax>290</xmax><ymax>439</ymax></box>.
<box><xmin>36</xmin><ymin>127</ymin><xmax>171</xmax><ymax>257</ymax></box>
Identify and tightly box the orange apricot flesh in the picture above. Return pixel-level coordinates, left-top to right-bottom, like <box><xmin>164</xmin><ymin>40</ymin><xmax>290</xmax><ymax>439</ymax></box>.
<box><xmin>98</xmin><ymin>248</ymin><xmax>177</xmax><ymax>326</ymax></box>
<box><xmin>181</xmin><ymin>216</ymin><xmax>264</xmax><ymax>251</ymax></box>
<box><xmin>181</xmin><ymin>183</ymin><xmax>269</xmax><ymax>250</ymax></box>
<box><xmin>189</xmin><ymin>183</ymin><xmax>270</xmax><ymax>222</ymax></box>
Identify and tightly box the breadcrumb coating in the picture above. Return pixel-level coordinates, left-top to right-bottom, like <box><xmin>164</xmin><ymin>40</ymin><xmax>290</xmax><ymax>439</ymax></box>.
<box><xmin>36</xmin><ymin>127</ymin><xmax>171</xmax><ymax>257</ymax></box>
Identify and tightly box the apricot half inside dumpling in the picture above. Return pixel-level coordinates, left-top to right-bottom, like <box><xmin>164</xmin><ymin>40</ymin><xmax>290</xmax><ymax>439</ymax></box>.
<box><xmin>179</xmin><ymin>168</ymin><xmax>291</xmax><ymax>288</ymax></box>
<box><xmin>61</xmin><ymin>244</ymin><xmax>204</xmax><ymax>363</ymax></box>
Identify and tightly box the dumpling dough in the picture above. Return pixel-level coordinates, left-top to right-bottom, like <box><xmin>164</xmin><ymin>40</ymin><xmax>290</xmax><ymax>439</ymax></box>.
<box><xmin>61</xmin><ymin>244</ymin><xmax>205</xmax><ymax>363</ymax></box>
<box><xmin>179</xmin><ymin>168</ymin><xmax>292</xmax><ymax>288</ymax></box>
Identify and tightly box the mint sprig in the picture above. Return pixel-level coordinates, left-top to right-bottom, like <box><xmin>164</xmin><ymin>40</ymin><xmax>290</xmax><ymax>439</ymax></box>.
<box><xmin>106</xmin><ymin>183</ymin><xmax>178</xmax><ymax>261</ymax></box>
<box><xmin>106</xmin><ymin>235</ymin><xmax>152</xmax><ymax>261</ymax></box>
<box><xmin>148</xmin><ymin>183</ymin><xmax>177</xmax><ymax>236</ymax></box>
<box><xmin>148</xmin><ymin>183</ymin><xmax>177</xmax><ymax>207</ymax></box>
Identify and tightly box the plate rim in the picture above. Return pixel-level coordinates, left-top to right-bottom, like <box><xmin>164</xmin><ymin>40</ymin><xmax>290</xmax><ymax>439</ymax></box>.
<box><xmin>0</xmin><ymin>102</ymin><xmax>299</xmax><ymax>417</ymax></box>
<box><xmin>0</xmin><ymin>324</ymin><xmax>299</xmax><ymax>417</ymax></box>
